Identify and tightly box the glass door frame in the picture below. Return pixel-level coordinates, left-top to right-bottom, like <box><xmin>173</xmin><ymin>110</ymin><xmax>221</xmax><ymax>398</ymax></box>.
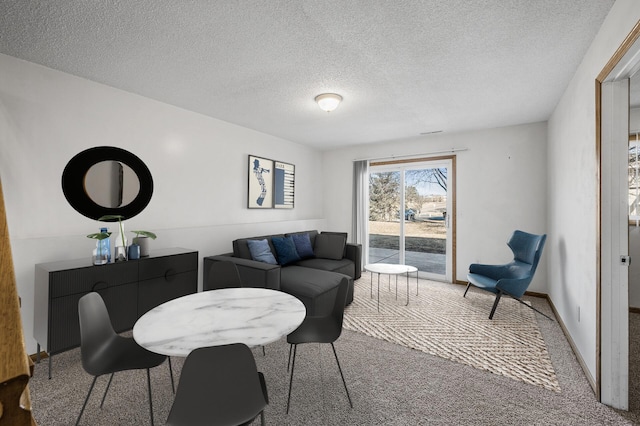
<box><xmin>368</xmin><ymin>155</ymin><xmax>456</xmax><ymax>283</ymax></box>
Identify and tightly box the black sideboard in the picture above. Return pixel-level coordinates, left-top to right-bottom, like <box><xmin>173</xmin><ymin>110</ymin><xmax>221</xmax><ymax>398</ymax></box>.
<box><xmin>34</xmin><ymin>247</ymin><xmax>198</xmax><ymax>378</ymax></box>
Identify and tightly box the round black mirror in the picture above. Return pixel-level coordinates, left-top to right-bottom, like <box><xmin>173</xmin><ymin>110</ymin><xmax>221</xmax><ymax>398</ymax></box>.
<box><xmin>84</xmin><ymin>160</ymin><xmax>140</xmax><ymax>208</ymax></box>
<box><xmin>62</xmin><ymin>147</ymin><xmax>153</xmax><ymax>221</ymax></box>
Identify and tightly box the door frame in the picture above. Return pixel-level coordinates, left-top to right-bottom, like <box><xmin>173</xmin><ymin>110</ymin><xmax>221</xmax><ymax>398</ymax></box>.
<box><xmin>596</xmin><ymin>20</ymin><xmax>640</xmax><ymax>409</ymax></box>
<box><xmin>368</xmin><ymin>155</ymin><xmax>457</xmax><ymax>283</ymax></box>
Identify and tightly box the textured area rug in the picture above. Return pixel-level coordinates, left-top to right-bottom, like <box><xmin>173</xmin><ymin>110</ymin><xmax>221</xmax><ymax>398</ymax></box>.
<box><xmin>344</xmin><ymin>275</ymin><xmax>561</xmax><ymax>392</ymax></box>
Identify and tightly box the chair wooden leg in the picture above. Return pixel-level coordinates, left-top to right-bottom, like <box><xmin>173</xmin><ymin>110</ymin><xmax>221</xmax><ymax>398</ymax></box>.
<box><xmin>146</xmin><ymin>368</ymin><xmax>155</xmax><ymax>426</ymax></box>
<box><xmin>463</xmin><ymin>282</ymin><xmax>472</xmax><ymax>297</ymax></box>
<box><xmin>76</xmin><ymin>375</ymin><xmax>98</xmax><ymax>426</ymax></box>
<box><xmin>489</xmin><ymin>291</ymin><xmax>502</xmax><ymax>319</ymax></box>
<box><xmin>286</xmin><ymin>344</ymin><xmax>297</xmax><ymax>414</ymax></box>
<box><xmin>100</xmin><ymin>372</ymin><xmax>115</xmax><ymax>408</ymax></box>
<box><xmin>331</xmin><ymin>343</ymin><xmax>353</xmax><ymax>408</ymax></box>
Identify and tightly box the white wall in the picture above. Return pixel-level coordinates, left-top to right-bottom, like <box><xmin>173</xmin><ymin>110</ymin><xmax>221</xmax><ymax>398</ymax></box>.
<box><xmin>0</xmin><ymin>53</ymin><xmax>326</xmax><ymax>354</ymax></box>
<box><xmin>322</xmin><ymin>122</ymin><xmax>548</xmax><ymax>288</ymax></box>
<box><xmin>547</xmin><ymin>0</ymin><xmax>640</xmax><ymax>381</ymax></box>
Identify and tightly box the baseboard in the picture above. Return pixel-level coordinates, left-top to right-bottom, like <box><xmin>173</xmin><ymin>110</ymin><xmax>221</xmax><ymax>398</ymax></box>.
<box><xmin>630</xmin><ymin>306</ymin><xmax>640</xmax><ymax>314</ymax></box>
<box><xmin>29</xmin><ymin>351</ymin><xmax>48</xmax><ymax>362</ymax></box>
<box><xmin>525</xmin><ymin>290</ymin><xmax>548</xmax><ymax>299</ymax></box>
<box><xmin>545</xmin><ymin>295</ymin><xmax>597</xmax><ymax>394</ymax></box>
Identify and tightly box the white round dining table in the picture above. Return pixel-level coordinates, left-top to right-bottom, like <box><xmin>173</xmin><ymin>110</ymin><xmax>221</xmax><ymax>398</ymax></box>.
<box><xmin>133</xmin><ymin>288</ymin><xmax>306</xmax><ymax>357</ymax></box>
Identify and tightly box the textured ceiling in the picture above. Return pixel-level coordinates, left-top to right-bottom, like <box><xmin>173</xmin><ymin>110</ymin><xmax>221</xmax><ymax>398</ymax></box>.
<box><xmin>0</xmin><ymin>1</ymin><xmax>615</xmax><ymax>150</ymax></box>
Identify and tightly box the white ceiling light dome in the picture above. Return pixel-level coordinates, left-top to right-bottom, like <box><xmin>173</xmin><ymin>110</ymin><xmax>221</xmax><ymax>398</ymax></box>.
<box><xmin>315</xmin><ymin>93</ymin><xmax>343</xmax><ymax>112</ymax></box>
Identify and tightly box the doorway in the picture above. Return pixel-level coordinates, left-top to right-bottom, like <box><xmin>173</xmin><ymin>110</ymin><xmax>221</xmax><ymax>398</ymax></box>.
<box><xmin>629</xmin><ymin>74</ymin><xmax>640</xmax><ymax>413</ymax></box>
<box><xmin>367</xmin><ymin>156</ymin><xmax>454</xmax><ymax>282</ymax></box>
<box><xmin>597</xmin><ymin>21</ymin><xmax>640</xmax><ymax>410</ymax></box>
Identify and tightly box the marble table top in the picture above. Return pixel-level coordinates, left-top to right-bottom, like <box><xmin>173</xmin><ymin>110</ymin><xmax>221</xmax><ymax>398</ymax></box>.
<box><xmin>364</xmin><ymin>263</ymin><xmax>418</xmax><ymax>275</ymax></box>
<box><xmin>133</xmin><ymin>288</ymin><xmax>306</xmax><ymax>357</ymax></box>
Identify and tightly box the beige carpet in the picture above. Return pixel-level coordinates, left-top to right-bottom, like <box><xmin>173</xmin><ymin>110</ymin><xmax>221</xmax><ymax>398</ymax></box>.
<box><xmin>344</xmin><ymin>275</ymin><xmax>561</xmax><ymax>393</ymax></box>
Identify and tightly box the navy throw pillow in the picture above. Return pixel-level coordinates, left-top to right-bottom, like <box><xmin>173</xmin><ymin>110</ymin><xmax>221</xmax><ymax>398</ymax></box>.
<box><xmin>291</xmin><ymin>233</ymin><xmax>314</xmax><ymax>259</ymax></box>
<box><xmin>247</xmin><ymin>239</ymin><xmax>278</xmax><ymax>265</ymax></box>
<box><xmin>272</xmin><ymin>236</ymin><xmax>301</xmax><ymax>265</ymax></box>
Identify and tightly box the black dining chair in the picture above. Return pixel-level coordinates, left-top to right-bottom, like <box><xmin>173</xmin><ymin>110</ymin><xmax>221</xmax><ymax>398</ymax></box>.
<box><xmin>286</xmin><ymin>277</ymin><xmax>353</xmax><ymax>413</ymax></box>
<box><xmin>204</xmin><ymin>260</ymin><xmax>243</xmax><ymax>290</ymax></box>
<box><xmin>205</xmin><ymin>260</ymin><xmax>266</xmax><ymax>355</ymax></box>
<box><xmin>165</xmin><ymin>343</ymin><xmax>269</xmax><ymax>426</ymax></box>
<box><xmin>76</xmin><ymin>292</ymin><xmax>173</xmax><ymax>426</ymax></box>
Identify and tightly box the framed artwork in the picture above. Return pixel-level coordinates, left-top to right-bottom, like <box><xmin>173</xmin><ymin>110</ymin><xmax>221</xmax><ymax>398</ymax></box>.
<box><xmin>248</xmin><ymin>155</ymin><xmax>274</xmax><ymax>208</ymax></box>
<box><xmin>274</xmin><ymin>161</ymin><xmax>295</xmax><ymax>209</ymax></box>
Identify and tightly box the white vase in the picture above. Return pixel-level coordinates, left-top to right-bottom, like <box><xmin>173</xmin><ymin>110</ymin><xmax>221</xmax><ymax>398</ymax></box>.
<box><xmin>114</xmin><ymin>222</ymin><xmax>128</xmax><ymax>261</ymax></box>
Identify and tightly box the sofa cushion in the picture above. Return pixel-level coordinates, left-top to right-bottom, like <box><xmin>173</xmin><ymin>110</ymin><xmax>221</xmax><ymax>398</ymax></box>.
<box><xmin>286</xmin><ymin>230</ymin><xmax>319</xmax><ymax>248</ymax></box>
<box><xmin>233</xmin><ymin>234</ymin><xmax>283</xmax><ymax>259</ymax></box>
<box><xmin>321</xmin><ymin>231</ymin><xmax>348</xmax><ymax>257</ymax></box>
<box><xmin>294</xmin><ymin>257</ymin><xmax>355</xmax><ymax>278</ymax></box>
<box><xmin>247</xmin><ymin>239</ymin><xmax>278</xmax><ymax>264</ymax></box>
<box><xmin>280</xmin><ymin>266</ymin><xmax>350</xmax><ymax>315</ymax></box>
<box><xmin>290</xmin><ymin>232</ymin><xmax>314</xmax><ymax>259</ymax></box>
<box><xmin>272</xmin><ymin>236</ymin><xmax>301</xmax><ymax>265</ymax></box>
<box><xmin>314</xmin><ymin>233</ymin><xmax>346</xmax><ymax>260</ymax></box>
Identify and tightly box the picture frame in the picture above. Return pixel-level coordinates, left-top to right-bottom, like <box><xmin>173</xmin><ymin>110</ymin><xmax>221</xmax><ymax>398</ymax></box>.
<box><xmin>248</xmin><ymin>155</ymin><xmax>274</xmax><ymax>208</ymax></box>
<box><xmin>274</xmin><ymin>160</ymin><xmax>295</xmax><ymax>209</ymax></box>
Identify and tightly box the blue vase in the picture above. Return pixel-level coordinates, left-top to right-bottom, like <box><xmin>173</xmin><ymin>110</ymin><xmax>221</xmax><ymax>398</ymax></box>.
<box><xmin>128</xmin><ymin>244</ymin><xmax>140</xmax><ymax>260</ymax></box>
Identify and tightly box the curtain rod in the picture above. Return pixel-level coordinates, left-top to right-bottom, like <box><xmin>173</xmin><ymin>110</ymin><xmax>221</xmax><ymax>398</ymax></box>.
<box><xmin>352</xmin><ymin>147</ymin><xmax>468</xmax><ymax>162</ymax></box>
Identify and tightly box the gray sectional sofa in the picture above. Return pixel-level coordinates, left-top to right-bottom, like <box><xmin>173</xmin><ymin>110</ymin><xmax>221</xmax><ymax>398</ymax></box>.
<box><xmin>203</xmin><ymin>230</ymin><xmax>362</xmax><ymax>315</ymax></box>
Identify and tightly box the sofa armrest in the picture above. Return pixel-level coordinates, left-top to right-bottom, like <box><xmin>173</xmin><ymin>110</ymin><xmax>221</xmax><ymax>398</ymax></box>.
<box><xmin>203</xmin><ymin>255</ymin><xmax>281</xmax><ymax>290</ymax></box>
<box><xmin>344</xmin><ymin>243</ymin><xmax>362</xmax><ymax>279</ymax></box>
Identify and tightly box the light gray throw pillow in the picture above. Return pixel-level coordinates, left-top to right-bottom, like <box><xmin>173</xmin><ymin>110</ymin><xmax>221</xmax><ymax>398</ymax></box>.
<box><xmin>247</xmin><ymin>239</ymin><xmax>278</xmax><ymax>264</ymax></box>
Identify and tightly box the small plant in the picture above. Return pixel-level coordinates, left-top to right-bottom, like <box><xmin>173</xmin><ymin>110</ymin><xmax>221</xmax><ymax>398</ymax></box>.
<box><xmin>98</xmin><ymin>214</ymin><xmax>126</xmax><ymax>248</ymax></box>
<box><xmin>131</xmin><ymin>230</ymin><xmax>157</xmax><ymax>244</ymax></box>
<box><xmin>86</xmin><ymin>231</ymin><xmax>112</xmax><ymax>240</ymax></box>
<box><xmin>87</xmin><ymin>230</ymin><xmax>112</xmax><ymax>264</ymax></box>
<box><xmin>96</xmin><ymin>215</ymin><xmax>157</xmax><ymax>249</ymax></box>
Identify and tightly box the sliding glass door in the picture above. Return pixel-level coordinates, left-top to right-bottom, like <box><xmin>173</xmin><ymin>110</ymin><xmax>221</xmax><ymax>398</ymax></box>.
<box><xmin>368</xmin><ymin>158</ymin><xmax>453</xmax><ymax>281</ymax></box>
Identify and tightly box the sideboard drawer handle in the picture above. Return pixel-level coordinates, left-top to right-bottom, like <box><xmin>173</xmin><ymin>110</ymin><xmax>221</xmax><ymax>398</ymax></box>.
<box><xmin>164</xmin><ymin>269</ymin><xmax>176</xmax><ymax>281</ymax></box>
<box><xmin>91</xmin><ymin>281</ymin><xmax>108</xmax><ymax>291</ymax></box>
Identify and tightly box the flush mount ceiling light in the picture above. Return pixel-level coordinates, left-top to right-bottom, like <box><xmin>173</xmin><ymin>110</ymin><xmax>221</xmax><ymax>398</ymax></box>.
<box><xmin>315</xmin><ymin>93</ymin><xmax>342</xmax><ymax>112</ymax></box>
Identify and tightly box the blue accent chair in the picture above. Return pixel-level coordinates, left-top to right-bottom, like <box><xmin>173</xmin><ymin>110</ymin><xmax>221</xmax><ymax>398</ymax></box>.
<box><xmin>464</xmin><ymin>230</ymin><xmax>553</xmax><ymax>320</ymax></box>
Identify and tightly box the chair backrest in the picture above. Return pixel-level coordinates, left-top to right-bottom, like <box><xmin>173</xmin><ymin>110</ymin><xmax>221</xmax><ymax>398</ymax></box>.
<box><xmin>508</xmin><ymin>230</ymin><xmax>546</xmax><ymax>266</ymax></box>
<box><xmin>166</xmin><ymin>343</ymin><xmax>266</xmax><ymax>426</ymax></box>
<box><xmin>205</xmin><ymin>261</ymin><xmax>243</xmax><ymax>291</ymax></box>
<box><xmin>506</xmin><ymin>230</ymin><xmax>547</xmax><ymax>283</ymax></box>
<box><xmin>78</xmin><ymin>292</ymin><xmax>117</xmax><ymax>374</ymax></box>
